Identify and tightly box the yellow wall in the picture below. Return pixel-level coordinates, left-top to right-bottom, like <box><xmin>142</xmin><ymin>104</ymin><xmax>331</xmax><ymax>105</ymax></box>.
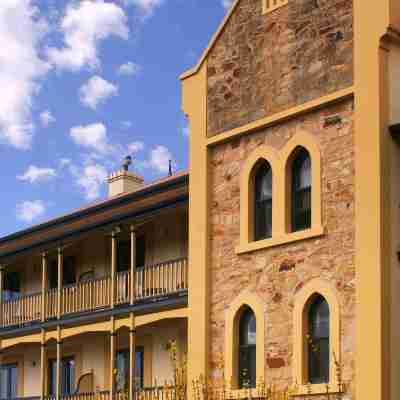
<box><xmin>3</xmin><ymin>319</ymin><xmax>187</xmax><ymax>395</ymax></box>
<box><xmin>182</xmin><ymin>63</ymin><xmax>210</xmax><ymax>388</ymax></box>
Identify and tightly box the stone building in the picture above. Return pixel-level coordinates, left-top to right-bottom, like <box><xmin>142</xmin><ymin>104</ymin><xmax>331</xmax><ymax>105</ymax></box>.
<box><xmin>0</xmin><ymin>1</ymin><xmax>399</xmax><ymax>400</ymax></box>
<box><xmin>182</xmin><ymin>0</ymin><xmax>400</xmax><ymax>400</ymax></box>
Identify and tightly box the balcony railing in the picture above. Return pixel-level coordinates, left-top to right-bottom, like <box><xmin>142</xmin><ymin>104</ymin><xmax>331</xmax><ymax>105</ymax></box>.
<box><xmin>1</xmin><ymin>291</ymin><xmax>41</xmax><ymax>328</ymax></box>
<box><xmin>42</xmin><ymin>388</ymin><xmax>184</xmax><ymax>400</ymax></box>
<box><xmin>62</xmin><ymin>275</ymin><xmax>112</xmax><ymax>316</ymax></box>
<box><xmin>0</xmin><ymin>258</ymin><xmax>188</xmax><ymax>329</ymax></box>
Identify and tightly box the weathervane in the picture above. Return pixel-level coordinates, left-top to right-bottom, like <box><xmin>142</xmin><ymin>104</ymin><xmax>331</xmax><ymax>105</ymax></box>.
<box><xmin>122</xmin><ymin>155</ymin><xmax>132</xmax><ymax>172</ymax></box>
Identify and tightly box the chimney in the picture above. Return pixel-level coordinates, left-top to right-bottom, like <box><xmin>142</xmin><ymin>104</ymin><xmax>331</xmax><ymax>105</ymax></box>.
<box><xmin>107</xmin><ymin>156</ymin><xmax>144</xmax><ymax>197</ymax></box>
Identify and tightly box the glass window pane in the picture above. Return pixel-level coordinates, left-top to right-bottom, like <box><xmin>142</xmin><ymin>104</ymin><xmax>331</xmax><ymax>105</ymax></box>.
<box><xmin>239</xmin><ymin>308</ymin><xmax>256</xmax><ymax>388</ymax></box>
<box><xmin>254</xmin><ymin>162</ymin><xmax>272</xmax><ymax>241</ymax></box>
<box><xmin>292</xmin><ymin>148</ymin><xmax>312</xmax><ymax>232</ymax></box>
<box><xmin>308</xmin><ymin>296</ymin><xmax>330</xmax><ymax>383</ymax></box>
<box><xmin>10</xmin><ymin>367</ymin><xmax>17</xmax><ymax>399</ymax></box>
<box><xmin>135</xmin><ymin>348</ymin><xmax>144</xmax><ymax>389</ymax></box>
<box><xmin>0</xmin><ymin>368</ymin><xmax>9</xmax><ymax>399</ymax></box>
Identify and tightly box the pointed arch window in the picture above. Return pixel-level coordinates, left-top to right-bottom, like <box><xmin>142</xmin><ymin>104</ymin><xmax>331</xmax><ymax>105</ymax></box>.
<box><xmin>239</xmin><ymin>307</ymin><xmax>256</xmax><ymax>388</ymax></box>
<box><xmin>292</xmin><ymin>148</ymin><xmax>311</xmax><ymax>232</ymax></box>
<box><xmin>308</xmin><ymin>295</ymin><xmax>330</xmax><ymax>384</ymax></box>
<box><xmin>254</xmin><ymin>162</ymin><xmax>273</xmax><ymax>241</ymax></box>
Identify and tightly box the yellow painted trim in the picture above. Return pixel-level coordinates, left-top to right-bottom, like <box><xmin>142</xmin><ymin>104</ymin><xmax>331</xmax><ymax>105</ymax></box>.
<box><xmin>2</xmin><ymin>333</ymin><xmax>42</xmax><ymax>350</ymax></box>
<box><xmin>354</xmin><ymin>0</ymin><xmax>392</xmax><ymax>399</ymax></box>
<box><xmin>62</xmin><ymin>321</ymin><xmax>111</xmax><ymax>339</ymax></box>
<box><xmin>136</xmin><ymin>308</ymin><xmax>188</xmax><ymax>328</ymax></box>
<box><xmin>293</xmin><ymin>279</ymin><xmax>340</xmax><ymax>392</ymax></box>
<box><xmin>239</xmin><ymin>145</ymin><xmax>281</xmax><ymax>243</ymax></box>
<box><xmin>236</xmin><ymin>226</ymin><xmax>324</xmax><ymax>254</ymax></box>
<box><xmin>262</xmin><ymin>0</ymin><xmax>288</xmax><ymax>15</ymax></box>
<box><xmin>281</xmin><ymin>131</ymin><xmax>323</xmax><ymax>231</ymax></box>
<box><xmin>225</xmin><ymin>292</ymin><xmax>265</xmax><ymax>388</ymax></box>
<box><xmin>206</xmin><ymin>87</ymin><xmax>354</xmax><ymax>147</ymax></box>
<box><xmin>237</xmin><ymin>130</ymin><xmax>323</xmax><ymax>254</ymax></box>
<box><xmin>0</xmin><ymin>308</ymin><xmax>187</xmax><ymax>351</ymax></box>
<box><xmin>182</xmin><ymin>62</ymin><xmax>210</xmax><ymax>388</ymax></box>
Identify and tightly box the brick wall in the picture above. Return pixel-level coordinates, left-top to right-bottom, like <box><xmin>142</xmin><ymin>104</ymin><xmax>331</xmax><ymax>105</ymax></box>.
<box><xmin>207</xmin><ymin>0</ymin><xmax>354</xmax><ymax>136</ymax></box>
<box><xmin>208</xmin><ymin>99</ymin><xmax>356</xmax><ymax>395</ymax></box>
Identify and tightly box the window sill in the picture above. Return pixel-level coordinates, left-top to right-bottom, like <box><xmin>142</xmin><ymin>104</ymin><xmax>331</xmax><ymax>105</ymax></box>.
<box><xmin>292</xmin><ymin>382</ymin><xmax>341</xmax><ymax>396</ymax></box>
<box><xmin>224</xmin><ymin>389</ymin><xmax>263</xmax><ymax>399</ymax></box>
<box><xmin>235</xmin><ymin>226</ymin><xmax>324</xmax><ymax>255</ymax></box>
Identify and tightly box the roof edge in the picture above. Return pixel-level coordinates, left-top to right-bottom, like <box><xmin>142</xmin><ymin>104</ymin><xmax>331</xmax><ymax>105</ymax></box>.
<box><xmin>0</xmin><ymin>173</ymin><xmax>189</xmax><ymax>245</ymax></box>
<box><xmin>179</xmin><ymin>0</ymin><xmax>241</xmax><ymax>80</ymax></box>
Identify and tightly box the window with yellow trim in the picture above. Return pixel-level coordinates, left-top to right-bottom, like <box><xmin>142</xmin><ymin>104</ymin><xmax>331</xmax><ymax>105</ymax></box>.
<box><xmin>293</xmin><ymin>279</ymin><xmax>340</xmax><ymax>395</ymax></box>
<box><xmin>253</xmin><ymin>161</ymin><xmax>273</xmax><ymax>241</ymax></box>
<box><xmin>263</xmin><ymin>0</ymin><xmax>288</xmax><ymax>15</ymax></box>
<box><xmin>290</xmin><ymin>147</ymin><xmax>312</xmax><ymax>232</ymax></box>
<box><xmin>236</xmin><ymin>131</ymin><xmax>323</xmax><ymax>255</ymax></box>
<box><xmin>306</xmin><ymin>294</ymin><xmax>330</xmax><ymax>384</ymax></box>
<box><xmin>238</xmin><ymin>307</ymin><xmax>257</xmax><ymax>388</ymax></box>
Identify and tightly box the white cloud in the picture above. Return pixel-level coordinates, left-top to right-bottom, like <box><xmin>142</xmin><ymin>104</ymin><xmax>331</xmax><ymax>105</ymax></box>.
<box><xmin>80</xmin><ymin>76</ymin><xmax>118</xmax><ymax>109</ymax></box>
<box><xmin>117</xmin><ymin>62</ymin><xmax>141</xmax><ymax>76</ymax></box>
<box><xmin>148</xmin><ymin>145</ymin><xmax>172</xmax><ymax>173</ymax></box>
<box><xmin>123</xmin><ymin>0</ymin><xmax>164</xmax><ymax>18</ymax></box>
<box><xmin>128</xmin><ymin>141</ymin><xmax>145</xmax><ymax>153</ymax></box>
<box><xmin>70</xmin><ymin>123</ymin><xmax>112</xmax><ymax>154</ymax></box>
<box><xmin>16</xmin><ymin>200</ymin><xmax>46</xmax><ymax>223</ymax></box>
<box><xmin>47</xmin><ymin>0</ymin><xmax>129</xmax><ymax>71</ymax></box>
<box><xmin>39</xmin><ymin>110</ymin><xmax>55</xmax><ymax>127</ymax></box>
<box><xmin>73</xmin><ymin>163</ymin><xmax>108</xmax><ymax>200</ymax></box>
<box><xmin>59</xmin><ymin>158</ymin><xmax>72</xmax><ymax>168</ymax></box>
<box><xmin>121</xmin><ymin>120</ymin><xmax>132</xmax><ymax>129</ymax></box>
<box><xmin>221</xmin><ymin>0</ymin><xmax>234</xmax><ymax>10</ymax></box>
<box><xmin>0</xmin><ymin>0</ymin><xmax>50</xmax><ymax>149</ymax></box>
<box><xmin>17</xmin><ymin>165</ymin><xmax>57</xmax><ymax>183</ymax></box>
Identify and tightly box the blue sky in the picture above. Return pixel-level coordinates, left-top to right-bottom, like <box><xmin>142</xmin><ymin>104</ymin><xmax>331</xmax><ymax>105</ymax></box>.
<box><xmin>0</xmin><ymin>0</ymin><xmax>233</xmax><ymax>237</ymax></box>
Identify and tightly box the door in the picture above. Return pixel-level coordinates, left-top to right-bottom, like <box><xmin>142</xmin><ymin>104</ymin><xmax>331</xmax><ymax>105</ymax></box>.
<box><xmin>0</xmin><ymin>364</ymin><xmax>17</xmax><ymax>399</ymax></box>
<box><xmin>3</xmin><ymin>272</ymin><xmax>21</xmax><ymax>302</ymax></box>
<box><xmin>49</xmin><ymin>257</ymin><xmax>76</xmax><ymax>289</ymax></box>
<box><xmin>116</xmin><ymin>347</ymin><xmax>144</xmax><ymax>392</ymax></box>
<box><xmin>49</xmin><ymin>357</ymin><xmax>75</xmax><ymax>396</ymax></box>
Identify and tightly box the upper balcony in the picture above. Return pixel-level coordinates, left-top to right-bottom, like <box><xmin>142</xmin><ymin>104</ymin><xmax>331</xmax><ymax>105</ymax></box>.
<box><xmin>0</xmin><ymin>170</ymin><xmax>189</xmax><ymax>334</ymax></box>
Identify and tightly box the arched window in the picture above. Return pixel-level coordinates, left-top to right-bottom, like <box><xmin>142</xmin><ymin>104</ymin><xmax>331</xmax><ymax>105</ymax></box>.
<box><xmin>292</xmin><ymin>148</ymin><xmax>311</xmax><ymax>232</ymax></box>
<box><xmin>254</xmin><ymin>162</ymin><xmax>272</xmax><ymax>241</ymax></box>
<box><xmin>239</xmin><ymin>307</ymin><xmax>256</xmax><ymax>388</ymax></box>
<box><xmin>308</xmin><ymin>295</ymin><xmax>330</xmax><ymax>384</ymax></box>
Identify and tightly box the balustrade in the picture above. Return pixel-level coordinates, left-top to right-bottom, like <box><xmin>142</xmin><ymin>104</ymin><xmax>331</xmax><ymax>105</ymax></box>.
<box><xmin>1</xmin><ymin>258</ymin><xmax>188</xmax><ymax>329</ymax></box>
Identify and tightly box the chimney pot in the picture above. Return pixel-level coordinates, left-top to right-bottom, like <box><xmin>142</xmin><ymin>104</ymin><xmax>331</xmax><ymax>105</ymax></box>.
<box><xmin>107</xmin><ymin>169</ymin><xmax>144</xmax><ymax>197</ymax></box>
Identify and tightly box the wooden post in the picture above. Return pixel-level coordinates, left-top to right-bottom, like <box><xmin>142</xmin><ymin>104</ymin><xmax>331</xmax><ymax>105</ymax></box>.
<box><xmin>0</xmin><ymin>338</ymin><xmax>3</xmax><ymax>370</ymax></box>
<box><xmin>129</xmin><ymin>313</ymin><xmax>136</xmax><ymax>400</ymax></box>
<box><xmin>111</xmin><ymin>232</ymin><xmax>117</xmax><ymax>309</ymax></box>
<box><xmin>130</xmin><ymin>226</ymin><xmax>137</xmax><ymax>306</ymax></box>
<box><xmin>40</xmin><ymin>329</ymin><xmax>47</xmax><ymax>400</ymax></box>
<box><xmin>129</xmin><ymin>226</ymin><xmax>137</xmax><ymax>400</ymax></box>
<box><xmin>41</xmin><ymin>253</ymin><xmax>48</xmax><ymax>322</ymax></box>
<box><xmin>110</xmin><ymin>317</ymin><xmax>116</xmax><ymax>400</ymax></box>
<box><xmin>57</xmin><ymin>248</ymin><xmax>63</xmax><ymax>319</ymax></box>
<box><xmin>56</xmin><ymin>327</ymin><xmax>62</xmax><ymax>400</ymax></box>
<box><xmin>0</xmin><ymin>265</ymin><xmax>4</xmax><ymax>327</ymax></box>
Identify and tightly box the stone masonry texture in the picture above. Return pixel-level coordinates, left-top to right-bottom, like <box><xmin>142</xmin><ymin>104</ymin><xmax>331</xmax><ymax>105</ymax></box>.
<box><xmin>208</xmin><ymin>99</ymin><xmax>356</xmax><ymax>397</ymax></box>
<box><xmin>207</xmin><ymin>0</ymin><xmax>354</xmax><ymax>136</ymax></box>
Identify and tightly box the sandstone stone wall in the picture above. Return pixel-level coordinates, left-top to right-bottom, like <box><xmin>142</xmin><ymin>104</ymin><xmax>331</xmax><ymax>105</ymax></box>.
<box><xmin>207</xmin><ymin>0</ymin><xmax>353</xmax><ymax>136</ymax></box>
<box><xmin>208</xmin><ymin>99</ymin><xmax>356</xmax><ymax>397</ymax></box>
